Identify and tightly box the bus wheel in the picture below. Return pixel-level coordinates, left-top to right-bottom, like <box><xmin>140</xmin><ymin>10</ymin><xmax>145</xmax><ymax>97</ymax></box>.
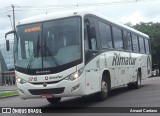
<box><xmin>47</xmin><ymin>97</ymin><xmax>61</xmax><ymax>104</ymax></box>
<box><xmin>96</xmin><ymin>75</ymin><xmax>110</xmax><ymax>100</ymax></box>
<box><xmin>128</xmin><ymin>71</ymin><xmax>141</xmax><ymax>89</ymax></box>
<box><xmin>134</xmin><ymin>71</ymin><xmax>141</xmax><ymax>89</ymax></box>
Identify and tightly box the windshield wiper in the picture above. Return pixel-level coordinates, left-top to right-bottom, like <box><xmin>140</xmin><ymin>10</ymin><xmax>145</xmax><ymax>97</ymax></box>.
<box><xmin>26</xmin><ymin>35</ymin><xmax>41</xmax><ymax>72</ymax></box>
<box><xmin>43</xmin><ymin>34</ymin><xmax>59</xmax><ymax>66</ymax></box>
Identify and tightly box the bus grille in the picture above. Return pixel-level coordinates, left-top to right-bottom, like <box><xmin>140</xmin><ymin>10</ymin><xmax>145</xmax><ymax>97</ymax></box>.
<box><xmin>29</xmin><ymin>80</ymin><xmax>62</xmax><ymax>85</ymax></box>
<box><xmin>28</xmin><ymin>87</ymin><xmax>65</xmax><ymax>95</ymax></box>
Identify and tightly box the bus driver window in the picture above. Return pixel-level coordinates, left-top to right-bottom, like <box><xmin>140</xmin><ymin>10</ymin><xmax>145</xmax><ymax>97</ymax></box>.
<box><xmin>84</xmin><ymin>18</ymin><xmax>98</xmax><ymax>63</ymax></box>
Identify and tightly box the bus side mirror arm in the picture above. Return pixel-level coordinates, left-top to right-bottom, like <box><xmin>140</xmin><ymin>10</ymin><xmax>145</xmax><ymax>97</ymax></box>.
<box><xmin>5</xmin><ymin>30</ymin><xmax>15</xmax><ymax>39</ymax></box>
<box><xmin>5</xmin><ymin>30</ymin><xmax>16</xmax><ymax>51</ymax></box>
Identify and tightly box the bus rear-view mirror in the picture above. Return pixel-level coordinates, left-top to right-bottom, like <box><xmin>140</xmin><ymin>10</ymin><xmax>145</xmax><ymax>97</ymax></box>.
<box><xmin>6</xmin><ymin>40</ymin><xmax>10</xmax><ymax>51</ymax></box>
<box><xmin>5</xmin><ymin>30</ymin><xmax>16</xmax><ymax>51</ymax></box>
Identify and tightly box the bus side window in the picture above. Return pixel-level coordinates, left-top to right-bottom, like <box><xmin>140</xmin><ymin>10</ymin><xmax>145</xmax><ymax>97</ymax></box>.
<box><xmin>90</xmin><ymin>38</ymin><xmax>97</xmax><ymax>50</ymax></box>
<box><xmin>85</xmin><ymin>26</ymin><xmax>97</xmax><ymax>51</ymax></box>
<box><xmin>98</xmin><ymin>21</ymin><xmax>113</xmax><ymax>49</ymax></box>
<box><xmin>84</xmin><ymin>18</ymin><xmax>97</xmax><ymax>51</ymax></box>
<box><xmin>132</xmin><ymin>34</ymin><xmax>139</xmax><ymax>52</ymax></box>
<box><xmin>139</xmin><ymin>37</ymin><xmax>145</xmax><ymax>53</ymax></box>
<box><xmin>84</xmin><ymin>17</ymin><xmax>98</xmax><ymax>63</ymax></box>
<box><xmin>84</xmin><ymin>28</ymin><xmax>89</xmax><ymax>50</ymax></box>
<box><xmin>112</xmin><ymin>26</ymin><xmax>123</xmax><ymax>50</ymax></box>
<box><xmin>123</xmin><ymin>31</ymin><xmax>132</xmax><ymax>51</ymax></box>
<box><xmin>145</xmin><ymin>38</ymin><xmax>150</xmax><ymax>54</ymax></box>
<box><xmin>87</xmin><ymin>27</ymin><xmax>97</xmax><ymax>50</ymax></box>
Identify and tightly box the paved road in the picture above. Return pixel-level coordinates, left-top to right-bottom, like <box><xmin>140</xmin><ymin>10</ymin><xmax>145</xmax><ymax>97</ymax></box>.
<box><xmin>0</xmin><ymin>85</ymin><xmax>17</xmax><ymax>92</ymax></box>
<box><xmin>1</xmin><ymin>77</ymin><xmax>160</xmax><ymax>116</ymax></box>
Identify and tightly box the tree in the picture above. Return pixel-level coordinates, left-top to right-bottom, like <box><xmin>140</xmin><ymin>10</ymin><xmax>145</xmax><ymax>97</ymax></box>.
<box><xmin>131</xmin><ymin>22</ymin><xmax>160</xmax><ymax>70</ymax></box>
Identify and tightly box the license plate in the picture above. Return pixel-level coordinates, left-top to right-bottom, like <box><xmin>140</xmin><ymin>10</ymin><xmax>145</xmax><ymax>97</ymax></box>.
<box><xmin>41</xmin><ymin>94</ymin><xmax>53</xmax><ymax>98</ymax></box>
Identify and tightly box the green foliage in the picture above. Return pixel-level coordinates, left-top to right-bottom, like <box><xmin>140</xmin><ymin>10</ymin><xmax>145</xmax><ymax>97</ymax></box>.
<box><xmin>131</xmin><ymin>22</ymin><xmax>160</xmax><ymax>69</ymax></box>
<box><xmin>133</xmin><ymin>22</ymin><xmax>160</xmax><ymax>39</ymax></box>
<box><xmin>0</xmin><ymin>91</ymin><xmax>18</xmax><ymax>98</ymax></box>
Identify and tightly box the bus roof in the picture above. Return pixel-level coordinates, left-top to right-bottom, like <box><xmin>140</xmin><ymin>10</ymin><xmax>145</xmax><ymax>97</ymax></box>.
<box><xmin>18</xmin><ymin>9</ymin><xmax>89</xmax><ymax>25</ymax></box>
<box><xmin>18</xmin><ymin>9</ymin><xmax>149</xmax><ymax>38</ymax></box>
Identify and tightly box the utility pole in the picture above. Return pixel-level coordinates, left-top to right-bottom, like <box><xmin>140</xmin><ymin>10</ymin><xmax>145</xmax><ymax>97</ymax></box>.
<box><xmin>7</xmin><ymin>15</ymin><xmax>13</xmax><ymax>29</ymax></box>
<box><xmin>11</xmin><ymin>4</ymin><xmax>16</xmax><ymax>30</ymax></box>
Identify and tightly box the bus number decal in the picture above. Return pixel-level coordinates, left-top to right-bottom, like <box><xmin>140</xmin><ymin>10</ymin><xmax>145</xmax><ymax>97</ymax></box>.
<box><xmin>28</xmin><ymin>77</ymin><xmax>37</xmax><ymax>82</ymax></box>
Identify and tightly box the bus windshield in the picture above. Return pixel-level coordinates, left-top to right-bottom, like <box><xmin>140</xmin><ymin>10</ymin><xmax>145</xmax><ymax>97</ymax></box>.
<box><xmin>15</xmin><ymin>17</ymin><xmax>82</xmax><ymax>74</ymax></box>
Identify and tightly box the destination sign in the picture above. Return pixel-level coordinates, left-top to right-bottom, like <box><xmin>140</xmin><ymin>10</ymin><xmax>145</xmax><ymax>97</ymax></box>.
<box><xmin>25</xmin><ymin>26</ymin><xmax>41</xmax><ymax>33</ymax></box>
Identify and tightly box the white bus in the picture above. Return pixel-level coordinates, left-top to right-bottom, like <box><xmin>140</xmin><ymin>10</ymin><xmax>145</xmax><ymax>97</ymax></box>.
<box><xmin>5</xmin><ymin>10</ymin><xmax>151</xmax><ymax>104</ymax></box>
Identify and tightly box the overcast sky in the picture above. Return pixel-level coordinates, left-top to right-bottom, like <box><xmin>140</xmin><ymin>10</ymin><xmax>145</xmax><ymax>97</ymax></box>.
<box><xmin>0</xmin><ymin>0</ymin><xmax>160</xmax><ymax>69</ymax></box>
<box><xmin>0</xmin><ymin>0</ymin><xmax>160</xmax><ymax>41</ymax></box>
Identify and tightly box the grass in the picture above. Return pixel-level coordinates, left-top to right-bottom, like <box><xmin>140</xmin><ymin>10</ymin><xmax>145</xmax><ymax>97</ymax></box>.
<box><xmin>0</xmin><ymin>91</ymin><xmax>18</xmax><ymax>98</ymax></box>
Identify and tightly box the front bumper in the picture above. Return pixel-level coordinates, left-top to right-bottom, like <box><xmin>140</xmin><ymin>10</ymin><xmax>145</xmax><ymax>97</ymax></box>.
<box><xmin>17</xmin><ymin>76</ymin><xmax>85</xmax><ymax>99</ymax></box>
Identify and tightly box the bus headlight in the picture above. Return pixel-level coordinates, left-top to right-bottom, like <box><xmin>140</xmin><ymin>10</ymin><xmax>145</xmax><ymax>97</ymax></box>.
<box><xmin>16</xmin><ymin>76</ymin><xmax>27</xmax><ymax>84</ymax></box>
<box><xmin>65</xmin><ymin>68</ymin><xmax>84</xmax><ymax>81</ymax></box>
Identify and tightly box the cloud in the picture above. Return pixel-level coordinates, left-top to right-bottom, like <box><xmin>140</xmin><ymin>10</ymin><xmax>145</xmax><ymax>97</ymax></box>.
<box><xmin>120</xmin><ymin>11</ymin><xmax>144</xmax><ymax>25</ymax></box>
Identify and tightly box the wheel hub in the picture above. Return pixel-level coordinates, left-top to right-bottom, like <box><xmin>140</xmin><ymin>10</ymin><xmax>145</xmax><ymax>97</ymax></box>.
<box><xmin>101</xmin><ymin>81</ymin><xmax>108</xmax><ymax>95</ymax></box>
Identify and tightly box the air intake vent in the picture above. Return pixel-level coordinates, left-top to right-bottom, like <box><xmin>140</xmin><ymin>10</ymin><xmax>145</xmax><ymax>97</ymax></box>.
<box><xmin>28</xmin><ymin>87</ymin><xmax>65</xmax><ymax>95</ymax></box>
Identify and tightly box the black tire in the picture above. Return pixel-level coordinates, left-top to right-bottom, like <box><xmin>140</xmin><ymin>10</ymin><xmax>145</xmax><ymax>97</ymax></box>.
<box><xmin>128</xmin><ymin>71</ymin><xmax>141</xmax><ymax>89</ymax></box>
<box><xmin>134</xmin><ymin>71</ymin><xmax>141</xmax><ymax>89</ymax></box>
<box><xmin>96</xmin><ymin>75</ymin><xmax>110</xmax><ymax>101</ymax></box>
<box><xmin>47</xmin><ymin>97</ymin><xmax>61</xmax><ymax>104</ymax></box>
<box><xmin>127</xmin><ymin>83</ymin><xmax>134</xmax><ymax>89</ymax></box>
